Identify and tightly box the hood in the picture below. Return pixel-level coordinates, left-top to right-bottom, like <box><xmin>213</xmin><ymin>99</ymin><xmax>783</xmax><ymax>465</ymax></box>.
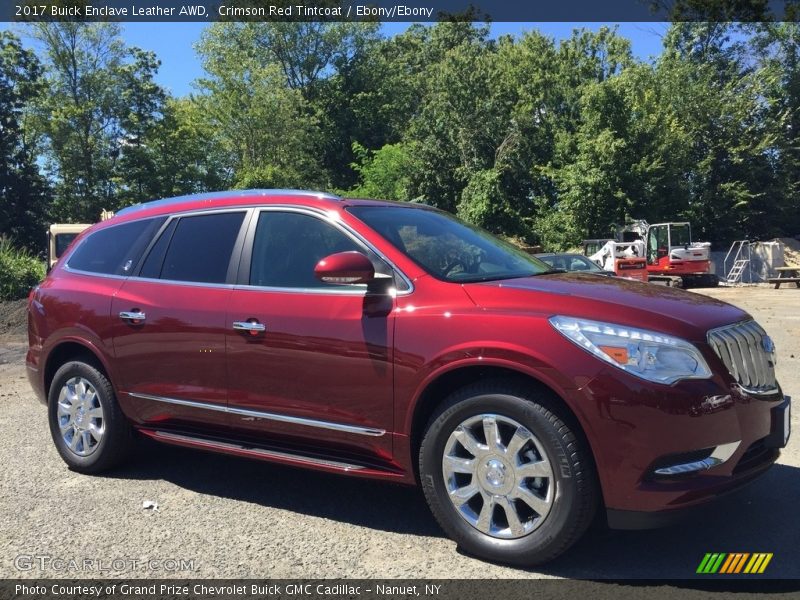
<box><xmin>462</xmin><ymin>272</ymin><xmax>748</xmax><ymax>343</ymax></box>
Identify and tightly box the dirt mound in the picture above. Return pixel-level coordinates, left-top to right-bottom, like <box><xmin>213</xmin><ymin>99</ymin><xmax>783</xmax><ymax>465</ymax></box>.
<box><xmin>0</xmin><ymin>300</ymin><xmax>28</xmax><ymax>341</ymax></box>
<box><xmin>777</xmin><ymin>238</ymin><xmax>800</xmax><ymax>267</ymax></box>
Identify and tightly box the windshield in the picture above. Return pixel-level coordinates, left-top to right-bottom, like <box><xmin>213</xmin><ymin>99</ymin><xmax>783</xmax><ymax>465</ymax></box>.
<box><xmin>348</xmin><ymin>206</ymin><xmax>551</xmax><ymax>283</ymax></box>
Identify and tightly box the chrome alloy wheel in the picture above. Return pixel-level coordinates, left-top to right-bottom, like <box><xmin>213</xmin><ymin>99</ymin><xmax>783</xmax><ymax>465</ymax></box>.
<box><xmin>442</xmin><ymin>414</ymin><xmax>555</xmax><ymax>539</ymax></box>
<box><xmin>56</xmin><ymin>376</ymin><xmax>104</xmax><ymax>457</ymax></box>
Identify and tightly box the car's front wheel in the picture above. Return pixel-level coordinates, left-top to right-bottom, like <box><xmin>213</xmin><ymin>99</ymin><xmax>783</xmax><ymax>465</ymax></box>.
<box><xmin>419</xmin><ymin>381</ymin><xmax>598</xmax><ymax>566</ymax></box>
<box><xmin>48</xmin><ymin>360</ymin><xmax>133</xmax><ymax>473</ymax></box>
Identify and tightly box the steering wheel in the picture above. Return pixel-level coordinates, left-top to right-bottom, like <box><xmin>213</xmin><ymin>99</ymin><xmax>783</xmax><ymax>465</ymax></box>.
<box><xmin>442</xmin><ymin>258</ymin><xmax>469</xmax><ymax>277</ymax></box>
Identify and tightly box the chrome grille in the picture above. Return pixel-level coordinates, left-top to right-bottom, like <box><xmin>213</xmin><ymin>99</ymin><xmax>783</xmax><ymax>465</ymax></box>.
<box><xmin>707</xmin><ymin>321</ymin><xmax>778</xmax><ymax>394</ymax></box>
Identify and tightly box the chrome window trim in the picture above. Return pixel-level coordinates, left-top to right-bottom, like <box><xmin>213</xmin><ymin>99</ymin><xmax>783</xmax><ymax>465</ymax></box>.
<box><xmin>61</xmin><ymin>265</ymin><xmax>129</xmax><ymax>280</ymax></box>
<box><xmin>59</xmin><ymin>204</ymin><xmax>415</xmax><ymax>296</ymax></box>
<box><xmin>129</xmin><ymin>392</ymin><xmax>386</xmax><ymax>437</ymax></box>
<box><xmin>239</xmin><ymin>205</ymin><xmax>414</xmax><ymax>297</ymax></box>
<box><xmin>123</xmin><ymin>276</ymin><xmax>236</xmax><ymax>290</ymax></box>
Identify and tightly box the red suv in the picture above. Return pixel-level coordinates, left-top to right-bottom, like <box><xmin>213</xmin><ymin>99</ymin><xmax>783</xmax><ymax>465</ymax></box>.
<box><xmin>27</xmin><ymin>190</ymin><xmax>790</xmax><ymax>565</ymax></box>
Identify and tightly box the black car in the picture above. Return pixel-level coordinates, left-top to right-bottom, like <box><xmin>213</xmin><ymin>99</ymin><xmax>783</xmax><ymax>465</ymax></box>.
<box><xmin>535</xmin><ymin>253</ymin><xmax>615</xmax><ymax>276</ymax></box>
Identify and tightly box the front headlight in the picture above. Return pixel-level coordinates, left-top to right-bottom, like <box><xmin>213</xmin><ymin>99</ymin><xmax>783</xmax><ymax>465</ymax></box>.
<box><xmin>549</xmin><ymin>316</ymin><xmax>712</xmax><ymax>384</ymax></box>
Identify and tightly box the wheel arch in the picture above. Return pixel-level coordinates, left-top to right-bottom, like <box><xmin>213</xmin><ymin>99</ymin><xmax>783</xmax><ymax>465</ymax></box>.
<box><xmin>44</xmin><ymin>339</ymin><xmax>113</xmax><ymax>401</ymax></box>
<box><xmin>407</xmin><ymin>362</ymin><xmax>601</xmax><ymax>488</ymax></box>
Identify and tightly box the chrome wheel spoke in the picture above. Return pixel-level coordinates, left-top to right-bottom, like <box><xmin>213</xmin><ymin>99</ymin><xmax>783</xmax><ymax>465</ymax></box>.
<box><xmin>443</xmin><ymin>454</ymin><xmax>475</xmax><ymax>475</ymax></box>
<box><xmin>482</xmin><ymin>416</ymin><xmax>501</xmax><ymax>451</ymax></box>
<box><xmin>87</xmin><ymin>407</ymin><xmax>103</xmax><ymax>419</ymax></box>
<box><xmin>449</xmin><ymin>483</ymin><xmax>480</xmax><ymax>505</ymax></box>
<box><xmin>513</xmin><ymin>486</ymin><xmax>550</xmax><ymax>516</ymax></box>
<box><xmin>504</xmin><ymin>426</ymin><xmax>530</xmax><ymax>457</ymax></box>
<box><xmin>496</xmin><ymin>496</ymin><xmax>525</xmax><ymax>537</ymax></box>
<box><xmin>475</xmin><ymin>493</ymin><xmax>495</xmax><ymax>534</ymax></box>
<box><xmin>453</xmin><ymin>426</ymin><xmax>483</xmax><ymax>457</ymax></box>
<box><xmin>88</xmin><ymin>426</ymin><xmax>103</xmax><ymax>443</ymax></box>
<box><xmin>69</xmin><ymin>429</ymin><xmax>81</xmax><ymax>451</ymax></box>
<box><xmin>516</xmin><ymin>460</ymin><xmax>552</xmax><ymax>479</ymax></box>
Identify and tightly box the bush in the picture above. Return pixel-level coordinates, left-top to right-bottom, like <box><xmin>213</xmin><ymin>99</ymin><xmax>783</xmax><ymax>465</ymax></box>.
<box><xmin>0</xmin><ymin>238</ymin><xmax>46</xmax><ymax>301</ymax></box>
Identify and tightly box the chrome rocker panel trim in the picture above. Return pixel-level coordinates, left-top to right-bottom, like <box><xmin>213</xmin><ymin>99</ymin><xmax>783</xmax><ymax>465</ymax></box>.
<box><xmin>128</xmin><ymin>392</ymin><xmax>386</xmax><ymax>437</ymax></box>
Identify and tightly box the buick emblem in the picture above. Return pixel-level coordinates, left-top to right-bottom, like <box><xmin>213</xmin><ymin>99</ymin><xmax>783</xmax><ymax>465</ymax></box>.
<box><xmin>762</xmin><ymin>336</ymin><xmax>775</xmax><ymax>354</ymax></box>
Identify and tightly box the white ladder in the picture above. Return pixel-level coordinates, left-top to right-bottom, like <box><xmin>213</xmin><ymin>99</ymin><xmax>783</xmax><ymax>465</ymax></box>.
<box><xmin>726</xmin><ymin>259</ymin><xmax>749</xmax><ymax>284</ymax></box>
<box><xmin>724</xmin><ymin>240</ymin><xmax>752</xmax><ymax>284</ymax></box>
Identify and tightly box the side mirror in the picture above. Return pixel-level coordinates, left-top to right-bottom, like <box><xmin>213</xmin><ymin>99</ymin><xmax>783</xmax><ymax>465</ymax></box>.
<box><xmin>314</xmin><ymin>251</ymin><xmax>375</xmax><ymax>285</ymax></box>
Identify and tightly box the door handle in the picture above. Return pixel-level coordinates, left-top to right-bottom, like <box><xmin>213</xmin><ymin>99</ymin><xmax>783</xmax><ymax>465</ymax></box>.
<box><xmin>232</xmin><ymin>321</ymin><xmax>266</xmax><ymax>333</ymax></box>
<box><xmin>119</xmin><ymin>310</ymin><xmax>146</xmax><ymax>323</ymax></box>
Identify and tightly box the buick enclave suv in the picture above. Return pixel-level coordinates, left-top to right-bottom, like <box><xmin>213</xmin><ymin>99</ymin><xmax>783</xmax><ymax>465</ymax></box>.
<box><xmin>27</xmin><ymin>190</ymin><xmax>790</xmax><ymax>565</ymax></box>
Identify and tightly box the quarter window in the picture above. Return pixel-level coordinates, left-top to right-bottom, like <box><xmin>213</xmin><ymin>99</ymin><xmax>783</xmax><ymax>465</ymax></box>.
<box><xmin>159</xmin><ymin>212</ymin><xmax>245</xmax><ymax>284</ymax></box>
<box><xmin>67</xmin><ymin>218</ymin><xmax>165</xmax><ymax>276</ymax></box>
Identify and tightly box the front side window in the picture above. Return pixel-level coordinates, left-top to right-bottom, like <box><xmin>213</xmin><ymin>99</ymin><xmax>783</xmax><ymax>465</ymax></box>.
<box><xmin>249</xmin><ymin>211</ymin><xmax>382</xmax><ymax>289</ymax></box>
<box><xmin>158</xmin><ymin>212</ymin><xmax>245</xmax><ymax>284</ymax></box>
<box><xmin>67</xmin><ymin>218</ymin><xmax>165</xmax><ymax>276</ymax></box>
<box><xmin>348</xmin><ymin>206</ymin><xmax>551</xmax><ymax>283</ymax></box>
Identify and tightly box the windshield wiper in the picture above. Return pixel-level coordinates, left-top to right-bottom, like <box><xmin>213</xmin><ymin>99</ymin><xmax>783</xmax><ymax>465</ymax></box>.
<box><xmin>531</xmin><ymin>269</ymin><xmax>567</xmax><ymax>275</ymax></box>
<box><xmin>456</xmin><ymin>271</ymin><xmax>561</xmax><ymax>283</ymax></box>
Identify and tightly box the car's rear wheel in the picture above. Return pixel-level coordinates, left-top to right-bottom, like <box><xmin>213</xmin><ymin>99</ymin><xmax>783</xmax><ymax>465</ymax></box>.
<box><xmin>48</xmin><ymin>360</ymin><xmax>133</xmax><ymax>473</ymax></box>
<box><xmin>419</xmin><ymin>381</ymin><xmax>598</xmax><ymax>566</ymax></box>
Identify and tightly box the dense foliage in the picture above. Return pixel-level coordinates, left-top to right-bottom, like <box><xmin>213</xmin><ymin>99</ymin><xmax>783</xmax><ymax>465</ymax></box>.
<box><xmin>0</xmin><ymin>237</ymin><xmax>45</xmax><ymax>300</ymax></box>
<box><xmin>1</xmin><ymin>22</ymin><xmax>799</xmax><ymax>255</ymax></box>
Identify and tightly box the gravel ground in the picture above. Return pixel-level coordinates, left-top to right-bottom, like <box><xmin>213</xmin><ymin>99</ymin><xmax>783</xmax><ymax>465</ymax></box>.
<box><xmin>0</xmin><ymin>286</ymin><xmax>798</xmax><ymax>580</ymax></box>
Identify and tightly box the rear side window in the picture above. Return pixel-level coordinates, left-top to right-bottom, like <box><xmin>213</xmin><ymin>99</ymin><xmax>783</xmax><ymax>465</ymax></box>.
<box><xmin>159</xmin><ymin>212</ymin><xmax>245</xmax><ymax>284</ymax></box>
<box><xmin>67</xmin><ymin>218</ymin><xmax>165</xmax><ymax>276</ymax></box>
<box><xmin>138</xmin><ymin>219</ymin><xmax>177</xmax><ymax>279</ymax></box>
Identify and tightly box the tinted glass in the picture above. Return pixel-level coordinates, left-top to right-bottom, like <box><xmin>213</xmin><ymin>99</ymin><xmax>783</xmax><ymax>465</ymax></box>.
<box><xmin>161</xmin><ymin>212</ymin><xmax>245</xmax><ymax>284</ymax></box>
<box><xmin>568</xmin><ymin>255</ymin><xmax>601</xmax><ymax>271</ymax></box>
<box><xmin>67</xmin><ymin>218</ymin><xmax>165</xmax><ymax>275</ymax></box>
<box><xmin>139</xmin><ymin>219</ymin><xmax>177</xmax><ymax>279</ymax></box>
<box><xmin>55</xmin><ymin>233</ymin><xmax>79</xmax><ymax>258</ymax></box>
<box><xmin>250</xmin><ymin>212</ymin><xmax>365</xmax><ymax>289</ymax></box>
<box><xmin>349</xmin><ymin>206</ymin><xmax>550</xmax><ymax>283</ymax></box>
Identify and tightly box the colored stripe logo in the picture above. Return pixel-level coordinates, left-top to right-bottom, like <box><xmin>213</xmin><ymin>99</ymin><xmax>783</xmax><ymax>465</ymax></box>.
<box><xmin>697</xmin><ymin>553</ymin><xmax>773</xmax><ymax>574</ymax></box>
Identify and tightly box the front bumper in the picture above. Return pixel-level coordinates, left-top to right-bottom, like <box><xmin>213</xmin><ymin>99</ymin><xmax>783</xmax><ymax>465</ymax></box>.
<box><xmin>566</xmin><ymin>366</ymin><xmax>789</xmax><ymax>524</ymax></box>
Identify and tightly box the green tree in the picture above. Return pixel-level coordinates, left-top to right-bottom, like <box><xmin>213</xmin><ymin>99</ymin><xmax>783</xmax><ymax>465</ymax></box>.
<box><xmin>348</xmin><ymin>141</ymin><xmax>416</xmax><ymax>200</ymax></box>
<box><xmin>0</xmin><ymin>31</ymin><xmax>50</xmax><ymax>253</ymax></box>
<box><xmin>196</xmin><ymin>24</ymin><xmax>322</xmax><ymax>189</ymax></box>
<box><xmin>29</xmin><ymin>23</ymin><xmax>127</xmax><ymax>219</ymax></box>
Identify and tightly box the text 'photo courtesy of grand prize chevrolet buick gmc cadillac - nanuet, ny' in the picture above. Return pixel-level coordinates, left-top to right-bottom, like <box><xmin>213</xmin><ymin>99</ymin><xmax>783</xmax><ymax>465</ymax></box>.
<box><xmin>26</xmin><ymin>189</ymin><xmax>790</xmax><ymax>566</ymax></box>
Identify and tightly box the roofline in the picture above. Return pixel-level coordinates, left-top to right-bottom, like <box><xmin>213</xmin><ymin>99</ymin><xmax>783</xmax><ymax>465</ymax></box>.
<box><xmin>116</xmin><ymin>189</ymin><xmax>341</xmax><ymax>217</ymax></box>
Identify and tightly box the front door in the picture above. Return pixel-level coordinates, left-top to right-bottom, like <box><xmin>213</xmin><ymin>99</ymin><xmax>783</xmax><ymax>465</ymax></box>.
<box><xmin>225</xmin><ymin>209</ymin><xmax>395</xmax><ymax>460</ymax></box>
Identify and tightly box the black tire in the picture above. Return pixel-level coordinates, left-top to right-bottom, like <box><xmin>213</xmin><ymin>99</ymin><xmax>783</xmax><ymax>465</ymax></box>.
<box><xmin>419</xmin><ymin>381</ymin><xmax>598</xmax><ymax>566</ymax></box>
<box><xmin>47</xmin><ymin>360</ymin><xmax>134</xmax><ymax>473</ymax></box>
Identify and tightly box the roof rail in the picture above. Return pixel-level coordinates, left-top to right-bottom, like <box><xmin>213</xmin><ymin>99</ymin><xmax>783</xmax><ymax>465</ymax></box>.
<box><xmin>116</xmin><ymin>189</ymin><xmax>341</xmax><ymax>217</ymax></box>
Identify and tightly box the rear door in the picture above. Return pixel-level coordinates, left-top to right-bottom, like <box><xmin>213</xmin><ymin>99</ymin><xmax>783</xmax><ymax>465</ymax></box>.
<box><xmin>111</xmin><ymin>210</ymin><xmax>249</xmax><ymax>431</ymax></box>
